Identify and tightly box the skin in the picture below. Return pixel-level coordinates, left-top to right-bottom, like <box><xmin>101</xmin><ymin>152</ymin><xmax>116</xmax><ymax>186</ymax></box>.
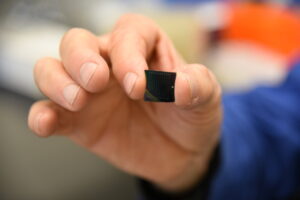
<box><xmin>28</xmin><ymin>14</ymin><xmax>222</xmax><ymax>193</ymax></box>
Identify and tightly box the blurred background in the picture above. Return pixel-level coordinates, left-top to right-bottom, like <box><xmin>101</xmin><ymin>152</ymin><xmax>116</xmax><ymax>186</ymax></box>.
<box><xmin>0</xmin><ymin>0</ymin><xmax>299</xmax><ymax>199</ymax></box>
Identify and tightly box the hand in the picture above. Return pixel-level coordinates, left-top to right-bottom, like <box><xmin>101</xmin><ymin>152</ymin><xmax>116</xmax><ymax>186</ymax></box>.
<box><xmin>28</xmin><ymin>14</ymin><xmax>222</xmax><ymax>192</ymax></box>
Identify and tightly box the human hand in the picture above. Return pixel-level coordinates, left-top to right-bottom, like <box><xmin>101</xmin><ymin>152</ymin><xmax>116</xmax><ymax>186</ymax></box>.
<box><xmin>28</xmin><ymin>14</ymin><xmax>222</xmax><ymax>192</ymax></box>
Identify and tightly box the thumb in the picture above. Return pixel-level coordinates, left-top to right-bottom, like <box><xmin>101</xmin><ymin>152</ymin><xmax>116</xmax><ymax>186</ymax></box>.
<box><xmin>175</xmin><ymin>64</ymin><xmax>221</xmax><ymax>108</ymax></box>
<box><xmin>170</xmin><ymin>64</ymin><xmax>221</xmax><ymax>152</ymax></box>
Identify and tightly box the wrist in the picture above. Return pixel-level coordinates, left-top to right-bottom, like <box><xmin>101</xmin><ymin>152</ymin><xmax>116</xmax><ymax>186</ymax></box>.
<box><xmin>140</xmin><ymin>145</ymin><xmax>220</xmax><ymax>200</ymax></box>
<box><xmin>155</xmin><ymin>142</ymin><xmax>219</xmax><ymax>193</ymax></box>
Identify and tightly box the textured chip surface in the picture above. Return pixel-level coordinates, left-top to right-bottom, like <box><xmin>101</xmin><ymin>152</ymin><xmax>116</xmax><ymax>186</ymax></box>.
<box><xmin>144</xmin><ymin>70</ymin><xmax>176</xmax><ymax>102</ymax></box>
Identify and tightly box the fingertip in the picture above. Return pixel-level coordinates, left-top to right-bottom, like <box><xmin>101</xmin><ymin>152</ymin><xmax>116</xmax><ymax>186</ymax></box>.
<box><xmin>29</xmin><ymin>109</ymin><xmax>57</xmax><ymax>138</ymax></box>
<box><xmin>37</xmin><ymin>111</ymin><xmax>58</xmax><ymax>137</ymax></box>
<box><xmin>175</xmin><ymin>64</ymin><xmax>217</xmax><ymax>108</ymax></box>
<box><xmin>60</xmin><ymin>27</ymin><xmax>110</xmax><ymax>94</ymax></box>
<box><xmin>28</xmin><ymin>100</ymin><xmax>74</xmax><ymax>138</ymax></box>
<box><xmin>123</xmin><ymin>72</ymin><xmax>146</xmax><ymax>100</ymax></box>
<box><xmin>118</xmin><ymin>53</ymin><xmax>148</xmax><ymax>100</ymax></box>
<box><xmin>79</xmin><ymin>56</ymin><xmax>110</xmax><ymax>93</ymax></box>
<box><xmin>64</xmin><ymin>86</ymin><xmax>89</xmax><ymax>112</ymax></box>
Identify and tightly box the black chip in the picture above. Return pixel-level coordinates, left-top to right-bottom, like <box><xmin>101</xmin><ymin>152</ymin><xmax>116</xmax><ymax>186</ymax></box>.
<box><xmin>144</xmin><ymin>70</ymin><xmax>176</xmax><ymax>102</ymax></box>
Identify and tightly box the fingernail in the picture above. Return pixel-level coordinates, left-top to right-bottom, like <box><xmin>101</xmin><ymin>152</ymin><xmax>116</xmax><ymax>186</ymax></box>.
<box><xmin>123</xmin><ymin>72</ymin><xmax>138</xmax><ymax>95</ymax></box>
<box><xmin>34</xmin><ymin>113</ymin><xmax>43</xmax><ymax>133</ymax></box>
<box><xmin>63</xmin><ymin>84</ymin><xmax>80</xmax><ymax>105</ymax></box>
<box><xmin>80</xmin><ymin>62</ymin><xmax>98</xmax><ymax>86</ymax></box>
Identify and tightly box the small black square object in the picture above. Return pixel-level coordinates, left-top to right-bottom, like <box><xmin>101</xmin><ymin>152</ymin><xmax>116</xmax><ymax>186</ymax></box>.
<box><xmin>144</xmin><ymin>70</ymin><xmax>176</xmax><ymax>102</ymax></box>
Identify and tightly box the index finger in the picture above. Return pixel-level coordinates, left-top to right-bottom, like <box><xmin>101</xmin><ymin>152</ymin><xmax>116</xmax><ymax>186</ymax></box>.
<box><xmin>60</xmin><ymin>28</ymin><xmax>110</xmax><ymax>93</ymax></box>
<box><xmin>109</xmin><ymin>14</ymin><xmax>160</xmax><ymax>99</ymax></box>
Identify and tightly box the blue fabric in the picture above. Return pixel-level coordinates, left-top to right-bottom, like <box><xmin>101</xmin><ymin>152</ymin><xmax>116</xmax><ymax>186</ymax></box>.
<box><xmin>290</xmin><ymin>0</ymin><xmax>300</xmax><ymax>5</ymax></box>
<box><xmin>209</xmin><ymin>61</ymin><xmax>300</xmax><ymax>199</ymax></box>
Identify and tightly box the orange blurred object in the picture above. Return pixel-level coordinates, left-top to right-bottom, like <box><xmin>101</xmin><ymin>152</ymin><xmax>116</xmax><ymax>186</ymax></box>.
<box><xmin>222</xmin><ymin>3</ymin><xmax>300</xmax><ymax>61</ymax></box>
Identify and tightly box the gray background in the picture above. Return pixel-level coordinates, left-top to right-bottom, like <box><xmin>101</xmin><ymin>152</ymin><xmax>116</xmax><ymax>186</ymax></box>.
<box><xmin>0</xmin><ymin>89</ymin><xmax>136</xmax><ymax>200</ymax></box>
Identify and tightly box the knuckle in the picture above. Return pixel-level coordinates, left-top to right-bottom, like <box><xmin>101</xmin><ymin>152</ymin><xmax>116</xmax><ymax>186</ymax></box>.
<box><xmin>35</xmin><ymin>57</ymin><xmax>52</xmax><ymax>73</ymax></box>
<box><xmin>60</xmin><ymin>28</ymin><xmax>90</xmax><ymax>53</ymax></box>
<box><xmin>63</xmin><ymin>28</ymin><xmax>85</xmax><ymax>41</ymax></box>
<box><xmin>34</xmin><ymin>57</ymin><xmax>59</xmax><ymax>82</ymax></box>
<box><xmin>109</xmin><ymin>30</ymin><xmax>139</xmax><ymax>55</ymax></box>
<box><xmin>67</xmin><ymin>47</ymin><xmax>82</xmax><ymax>60</ymax></box>
<box><xmin>67</xmin><ymin>47</ymin><xmax>98</xmax><ymax>67</ymax></box>
<box><xmin>109</xmin><ymin>29</ymin><xmax>123</xmax><ymax>50</ymax></box>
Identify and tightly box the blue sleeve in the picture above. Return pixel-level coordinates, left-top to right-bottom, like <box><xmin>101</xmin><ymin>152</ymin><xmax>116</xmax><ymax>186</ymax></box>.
<box><xmin>209</xmin><ymin>62</ymin><xmax>300</xmax><ymax>200</ymax></box>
